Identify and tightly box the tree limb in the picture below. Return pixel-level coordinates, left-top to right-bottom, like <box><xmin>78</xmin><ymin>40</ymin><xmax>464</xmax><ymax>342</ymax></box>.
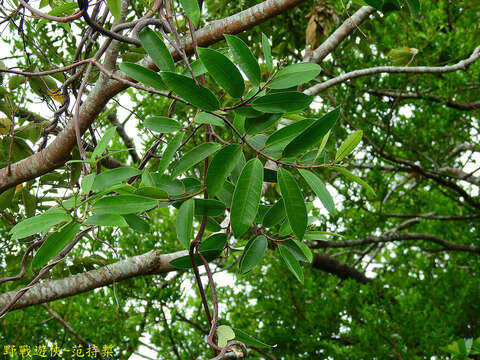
<box><xmin>305</xmin><ymin>45</ymin><xmax>480</xmax><ymax>95</ymax></box>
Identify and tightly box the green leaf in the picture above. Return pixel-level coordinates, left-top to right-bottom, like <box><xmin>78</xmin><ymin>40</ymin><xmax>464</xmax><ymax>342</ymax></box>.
<box><xmin>232</xmin><ymin>328</ymin><xmax>274</xmax><ymax>348</ymax></box>
<box><xmin>10</xmin><ymin>212</ymin><xmax>71</xmax><ymax>240</ymax></box>
<box><xmin>245</xmin><ymin>113</ymin><xmax>281</xmax><ymax>135</ymax></box>
<box><xmin>261</xmin><ymin>33</ymin><xmax>273</xmax><ymax>73</ymax></box>
<box><xmin>106</xmin><ymin>0</ymin><xmax>121</xmax><ymax>19</ymax></box>
<box><xmin>279</xmin><ymin>245</ymin><xmax>304</xmax><ymax>283</ymax></box>
<box><xmin>198</xmin><ymin>47</ymin><xmax>245</xmax><ymax>98</ymax></box>
<box><xmin>118</xmin><ymin>63</ymin><xmax>167</xmax><ymax>91</ymax></box>
<box><xmin>176</xmin><ymin>198</ymin><xmax>194</xmax><ymax>249</ymax></box>
<box><xmin>268</xmin><ymin>63</ymin><xmax>321</xmax><ymax>89</ymax></box>
<box><xmin>171</xmin><ymin>142</ymin><xmax>220</xmax><ymax>177</ymax></box>
<box><xmin>251</xmin><ymin>92</ymin><xmax>313</xmax><ymax>113</ymax></box>
<box><xmin>194</xmin><ymin>112</ymin><xmax>225</xmax><ymax>127</ymax></box>
<box><xmin>81</xmin><ymin>173</ymin><xmax>95</xmax><ymax>195</ymax></box>
<box><xmin>158</xmin><ymin>133</ymin><xmax>184</xmax><ymax>174</ymax></box>
<box><xmin>141</xmin><ymin>170</ymin><xmax>155</xmax><ymax>187</ymax></box>
<box><xmin>206</xmin><ymin>144</ymin><xmax>242</xmax><ymax>197</ymax></box>
<box><xmin>179</xmin><ymin>0</ymin><xmax>200</xmax><ymax>26</ymax></box>
<box><xmin>230</xmin><ymin>158</ymin><xmax>264</xmax><ymax>237</ymax></box>
<box><xmin>0</xmin><ymin>187</ymin><xmax>15</xmax><ymax>211</ymax></box>
<box><xmin>333</xmin><ymin>166</ymin><xmax>376</xmax><ymax>197</ymax></box>
<box><xmin>298</xmin><ymin>169</ymin><xmax>335</xmax><ymax>214</ymax></box>
<box><xmin>93</xmin><ymin>195</ymin><xmax>157</xmax><ymax>215</ymax></box>
<box><xmin>92</xmin><ymin>127</ymin><xmax>116</xmax><ymax>159</ymax></box>
<box><xmin>194</xmin><ymin>199</ymin><xmax>226</xmax><ymax>216</ymax></box>
<box><xmin>263</xmin><ymin>168</ymin><xmax>277</xmax><ymax>183</ymax></box>
<box><xmin>265</xmin><ymin>119</ymin><xmax>315</xmax><ymax>150</ymax></box>
<box><xmin>224</xmin><ymin>34</ymin><xmax>261</xmax><ymax>87</ymax></box>
<box><xmin>160</xmin><ymin>72</ymin><xmax>219</xmax><ymax>111</ymax></box>
<box><xmin>239</xmin><ymin>235</ymin><xmax>267</xmax><ymax>274</ymax></box>
<box><xmin>335</xmin><ymin>130</ymin><xmax>363</xmax><ymax>162</ymax></box>
<box><xmin>134</xmin><ymin>187</ymin><xmax>169</xmax><ymax>199</ymax></box>
<box><xmin>153</xmin><ymin>174</ymin><xmax>185</xmax><ymax>195</ymax></box>
<box><xmin>122</xmin><ymin>214</ymin><xmax>150</xmax><ymax>233</ymax></box>
<box><xmin>145</xmin><ymin>116</ymin><xmax>181</xmax><ymax>133</ymax></box>
<box><xmin>138</xmin><ymin>28</ymin><xmax>174</xmax><ymax>72</ymax></box>
<box><xmin>283</xmin><ymin>107</ymin><xmax>340</xmax><ymax>158</ymax></box>
<box><xmin>281</xmin><ymin>240</ymin><xmax>311</xmax><ymax>263</ymax></box>
<box><xmin>32</xmin><ymin>222</ymin><xmax>80</xmax><ymax>268</ymax></box>
<box><xmin>278</xmin><ymin>168</ymin><xmax>307</xmax><ymax>240</ymax></box>
<box><xmin>92</xmin><ymin>167</ymin><xmax>141</xmax><ymax>191</ymax></box>
<box><xmin>217</xmin><ymin>325</ymin><xmax>235</xmax><ymax>347</ymax></box>
<box><xmin>230</xmin><ymin>151</ymin><xmax>246</xmax><ymax>184</ymax></box>
<box><xmin>84</xmin><ymin>214</ymin><xmax>128</xmax><ymax>227</ymax></box>
<box><xmin>262</xmin><ymin>199</ymin><xmax>286</xmax><ymax>228</ymax></box>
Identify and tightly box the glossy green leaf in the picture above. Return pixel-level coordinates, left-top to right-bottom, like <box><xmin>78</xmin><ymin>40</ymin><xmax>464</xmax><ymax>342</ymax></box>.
<box><xmin>106</xmin><ymin>0</ymin><xmax>121</xmax><ymax>19</ymax></box>
<box><xmin>92</xmin><ymin>167</ymin><xmax>141</xmax><ymax>191</ymax></box>
<box><xmin>141</xmin><ymin>170</ymin><xmax>155</xmax><ymax>187</ymax></box>
<box><xmin>279</xmin><ymin>245</ymin><xmax>304</xmax><ymax>284</ymax></box>
<box><xmin>84</xmin><ymin>214</ymin><xmax>128</xmax><ymax>227</ymax></box>
<box><xmin>262</xmin><ymin>199</ymin><xmax>286</xmax><ymax>227</ymax></box>
<box><xmin>298</xmin><ymin>169</ymin><xmax>335</xmax><ymax>214</ymax></box>
<box><xmin>92</xmin><ymin>127</ymin><xmax>116</xmax><ymax>159</ymax></box>
<box><xmin>93</xmin><ymin>195</ymin><xmax>157</xmax><ymax>215</ymax></box>
<box><xmin>176</xmin><ymin>198</ymin><xmax>194</xmax><ymax>249</ymax></box>
<box><xmin>268</xmin><ymin>63</ymin><xmax>321</xmax><ymax>89</ymax></box>
<box><xmin>261</xmin><ymin>33</ymin><xmax>273</xmax><ymax>72</ymax></box>
<box><xmin>265</xmin><ymin>119</ymin><xmax>315</xmax><ymax>150</ymax></box>
<box><xmin>198</xmin><ymin>47</ymin><xmax>245</xmax><ymax>98</ymax></box>
<box><xmin>251</xmin><ymin>92</ymin><xmax>313</xmax><ymax>113</ymax></box>
<box><xmin>335</xmin><ymin>130</ymin><xmax>363</xmax><ymax>162</ymax></box>
<box><xmin>153</xmin><ymin>175</ymin><xmax>185</xmax><ymax>196</ymax></box>
<box><xmin>278</xmin><ymin>168</ymin><xmax>307</xmax><ymax>240</ymax></box>
<box><xmin>245</xmin><ymin>113</ymin><xmax>281</xmax><ymax>135</ymax></box>
<box><xmin>32</xmin><ymin>222</ymin><xmax>80</xmax><ymax>268</ymax></box>
<box><xmin>118</xmin><ymin>62</ymin><xmax>167</xmax><ymax>91</ymax></box>
<box><xmin>194</xmin><ymin>112</ymin><xmax>225</xmax><ymax>127</ymax></box>
<box><xmin>179</xmin><ymin>0</ymin><xmax>200</xmax><ymax>25</ymax></box>
<box><xmin>283</xmin><ymin>107</ymin><xmax>340</xmax><ymax>158</ymax></box>
<box><xmin>138</xmin><ymin>28</ymin><xmax>174</xmax><ymax>71</ymax></box>
<box><xmin>206</xmin><ymin>144</ymin><xmax>242</xmax><ymax>197</ymax></box>
<box><xmin>217</xmin><ymin>325</ymin><xmax>235</xmax><ymax>347</ymax></box>
<box><xmin>281</xmin><ymin>240</ymin><xmax>311</xmax><ymax>263</ymax></box>
<box><xmin>122</xmin><ymin>214</ymin><xmax>150</xmax><ymax>233</ymax></box>
<box><xmin>193</xmin><ymin>198</ymin><xmax>226</xmax><ymax>216</ymax></box>
<box><xmin>81</xmin><ymin>173</ymin><xmax>95</xmax><ymax>195</ymax></box>
<box><xmin>230</xmin><ymin>151</ymin><xmax>246</xmax><ymax>184</ymax></box>
<box><xmin>224</xmin><ymin>34</ymin><xmax>261</xmax><ymax>87</ymax></box>
<box><xmin>160</xmin><ymin>72</ymin><xmax>219</xmax><ymax>111</ymax></box>
<box><xmin>144</xmin><ymin>116</ymin><xmax>181</xmax><ymax>133</ymax></box>
<box><xmin>158</xmin><ymin>133</ymin><xmax>184</xmax><ymax>174</ymax></box>
<box><xmin>182</xmin><ymin>177</ymin><xmax>202</xmax><ymax>193</ymax></box>
<box><xmin>216</xmin><ymin>181</ymin><xmax>235</xmax><ymax>207</ymax></box>
<box><xmin>10</xmin><ymin>212</ymin><xmax>71</xmax><ymax>240</ymax></box>
<box><xmin>135</xmin><ymin>187</ymin><xmax>169</xmax><ymax>199</ymax></box>
<box><xmin>230</xmin><ymin>158</ymin><xmax>264</xmax><ymax>237</ymax></box>
<box><xmin>239</xmin><ymin>235</ymin><xmax>267</xmax><ymax>274</ymax></box>
<box><xmin>171</xmin><ymin>142</ymin><xmax>220</xmax><ymax>177</ymax></box>
<box><xmin>333</xmin><ymin>166</ymin><xmax>376</xmax><ymax>197</ymax></box>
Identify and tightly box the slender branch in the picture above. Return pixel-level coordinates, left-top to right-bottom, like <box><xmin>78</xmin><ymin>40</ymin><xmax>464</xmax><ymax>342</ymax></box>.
<box><xmin>19</xmin><ymin>0</ymin><xmax>84</xmax><ymax>23</ymax></box>
<box><xmin>305</xmin><ymin>45</ymin><xmax>480</xmax><ymax>95</ymax></box>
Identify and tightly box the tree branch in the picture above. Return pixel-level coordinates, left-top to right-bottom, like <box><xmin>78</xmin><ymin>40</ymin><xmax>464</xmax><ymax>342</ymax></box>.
<box><xmin>312</xmin><ymin>253</ymin><xmax>371</xmax><ymax>284</ymax></box>
<box><xmin>0</xmin><ymin>250</ymin><xmax>186</xmax><ymax>312</ymax></box>
<box><xmin>305</xmin><ymin>45</ymin><xmax>480</xmax><ymax>95</ymax></box>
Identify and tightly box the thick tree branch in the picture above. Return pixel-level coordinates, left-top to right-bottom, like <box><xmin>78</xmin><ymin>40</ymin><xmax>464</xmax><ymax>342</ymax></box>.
<box><xmin>0</xmin><ymin>250</ymin><xmax>185</xmax><ymax>312</ymax></box>
<box><xmin>305</xmin><ymin>45</ymin><xmax>480</xmax><ymax>95</ymax></box>
<box><xmin>312</xmin><ymin>253</ymin><xmax>371</xmax><ymax>284</ymax></box>
<box><xmin>0</xmin><ymin>0</ymin><xmax>306</xmax><ymax>193</ymax></box>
